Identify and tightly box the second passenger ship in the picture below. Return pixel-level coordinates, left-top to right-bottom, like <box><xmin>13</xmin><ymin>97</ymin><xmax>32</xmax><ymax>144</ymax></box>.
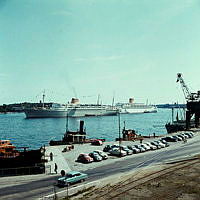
<box><xmin>116</xmin><ymin>98</ymin><xmax>157</xmax><ymax>114</ymax></box>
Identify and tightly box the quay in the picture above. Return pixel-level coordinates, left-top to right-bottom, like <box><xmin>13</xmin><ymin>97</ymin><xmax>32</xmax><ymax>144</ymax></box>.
<box><xmin>0</xmin><ymin>128</ymin><xmax>200</xmax><ymax>200</ymax></box>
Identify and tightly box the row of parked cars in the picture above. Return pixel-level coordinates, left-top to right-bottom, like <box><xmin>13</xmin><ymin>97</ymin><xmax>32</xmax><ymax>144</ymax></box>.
<box><xmin>76</xmin><ymin>132</ymin><xmax>194</xmax><ymax>162</ymax></box>
<box><xmin>103</xmin><ymin>140</ymin><xmax>169</xmax><ymax>157</ymax></box>
<box><xmin>103</xmin><ymin>132</ymin><xmax>194</xmax><ymax>157</ymax></box>
<box><xmin>161</xmin><ymin>132</ymin><xmax>193</xmax><ymax>142</ymax></box>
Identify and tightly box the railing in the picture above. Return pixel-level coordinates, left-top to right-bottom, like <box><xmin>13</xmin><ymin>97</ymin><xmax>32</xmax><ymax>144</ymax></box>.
<box><xmin>0</xmin><ymin>165</ymin><xmax>45</xmax><ymax>176</ymax></box>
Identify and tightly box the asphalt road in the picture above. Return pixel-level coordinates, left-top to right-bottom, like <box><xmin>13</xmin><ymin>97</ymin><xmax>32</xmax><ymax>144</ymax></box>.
<box><xmin>0</xmin><ymin>136</ymin><xmax>199</xmax><ymax>200</ymax></box>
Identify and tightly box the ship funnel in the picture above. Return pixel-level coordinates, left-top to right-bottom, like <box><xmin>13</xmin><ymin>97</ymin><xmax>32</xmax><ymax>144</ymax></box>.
<box><xmin>71</xmin><ymin>98</ymin><xmax>80</xmax><ymax>104</ymax></box>
<box><xmin>129</xmin><ymin>98</ymin><xmax>134</xmax><ymax>104</ymax></box>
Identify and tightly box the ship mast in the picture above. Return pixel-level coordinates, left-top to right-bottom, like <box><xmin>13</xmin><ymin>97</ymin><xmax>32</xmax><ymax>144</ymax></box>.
<box><xmin>42</xmin><ymin>90</ymin><xmax>45</xmax><ymax>108</ymax></box>
<box><xmin>97</xmin><ymin>94</ymin><xmax>100</xmax><ymax>105</ymax></box>
<box><xmin>112</xmin><ymin>92</ymin><xmax>115</xmax><ymax>108</ymax></box>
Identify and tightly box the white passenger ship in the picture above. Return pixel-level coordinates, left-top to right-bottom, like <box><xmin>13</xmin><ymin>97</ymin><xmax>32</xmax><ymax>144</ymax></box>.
<box><xmin>24</xmin><ymin>98</ymin><xmax>118</xmax><ymax>118</ymax></box>
<box><xmin>116</xmin><ymin>98</ymin><xmax>157</xmax><ymax>114</ymax></box>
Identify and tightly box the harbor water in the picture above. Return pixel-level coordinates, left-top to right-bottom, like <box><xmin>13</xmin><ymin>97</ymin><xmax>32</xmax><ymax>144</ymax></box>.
<box><xmin>0</xmin><ymin>109</ymin><xmax>172</xmax><ymax>149</ymax></box>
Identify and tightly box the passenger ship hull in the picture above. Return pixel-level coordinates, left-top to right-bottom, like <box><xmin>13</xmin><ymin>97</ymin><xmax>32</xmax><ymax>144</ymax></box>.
<box><xmin>119</xmin><ymin>106</ymin><xmax>157</xmax><ymax>114</ymax></box>
<box><xmin>24</xmin><ymin>107</ymin><xmax>117</xmax><ymax>118</ymax></box>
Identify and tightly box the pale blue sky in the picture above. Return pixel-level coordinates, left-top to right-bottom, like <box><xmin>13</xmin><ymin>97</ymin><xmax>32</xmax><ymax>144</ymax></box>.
<box><xmin>1</xmin><ymin>0</ymin><xmax>200</xmax><ymax>105</ymax></box>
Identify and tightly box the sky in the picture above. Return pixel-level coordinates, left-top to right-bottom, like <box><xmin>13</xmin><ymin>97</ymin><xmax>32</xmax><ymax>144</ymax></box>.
<box><xmin>1</xmin><ymin>0</ymin><xmax>200</xmax><ymax>105</ymax></box>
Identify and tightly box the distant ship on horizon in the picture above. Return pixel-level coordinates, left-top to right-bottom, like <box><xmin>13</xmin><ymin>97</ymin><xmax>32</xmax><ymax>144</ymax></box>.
<box><xmin>116</xmin><ymin>98</ymin><xmax>157</xmax><ymax>114</ymax></box>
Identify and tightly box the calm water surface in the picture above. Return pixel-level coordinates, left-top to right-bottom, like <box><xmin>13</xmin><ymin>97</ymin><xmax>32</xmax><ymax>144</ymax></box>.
<box><xmin>0</xmin><ymin>109</ymin><xmax>171</xmax><ymax>149</ymax></box>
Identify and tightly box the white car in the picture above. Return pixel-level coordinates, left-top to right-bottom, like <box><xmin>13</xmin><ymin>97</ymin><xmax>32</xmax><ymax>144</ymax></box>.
<box><xmin>120</xmin><ymin>146</ymin><xmax>133</xmax><ymax>155</ymax></box>
<box><xmin>109</xmin><ymin>148</ymin><xmax>127</xmax><ymax>157</ymax></box>
<box><xmin>141</xmin><ymin>144</ymin><xmax>151</xmax><ymax>151</ymax></box>
<box><xmin>127</xmin><ymin>145</ymin><xmax>140</xmax><ymax>153</ymax></box>
<box><xmin>145</xmin><ymin>142</ymin><xmax>157</xmax><ymax>150</ymax></box>
<box><xmin>93</xmin><ymin>150</ymin><xmax>108</xmax><ymax>160</ymax></box>
<box><xmin>155</xmin><ymin>141</ymin><xmax>166</xmax><ymax>148</ymax></box>
<box><xmin>134</xmin><ymin>145</ymin><xmax>146</xmax><ymax>152</ymax></box>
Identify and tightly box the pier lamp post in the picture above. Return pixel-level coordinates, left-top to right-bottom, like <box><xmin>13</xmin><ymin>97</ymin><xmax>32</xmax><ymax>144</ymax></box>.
<box><xmin>118</xmin><ymin>111</ymin><xmax>121</xmax><ymax>156</ymax></box>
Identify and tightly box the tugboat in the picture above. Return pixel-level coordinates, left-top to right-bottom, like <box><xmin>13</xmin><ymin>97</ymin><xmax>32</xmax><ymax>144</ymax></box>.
<box><xmin>49</xmin><ymin>120</ymin><xmax>87</xmax><ymax>145</ymax></box>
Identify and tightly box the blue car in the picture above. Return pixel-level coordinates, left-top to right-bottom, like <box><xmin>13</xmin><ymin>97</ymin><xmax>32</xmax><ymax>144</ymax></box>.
<box><xmin>57</xmin><ymin>171</ymin><xmax>88</xmax><ymax>187</ymax></box>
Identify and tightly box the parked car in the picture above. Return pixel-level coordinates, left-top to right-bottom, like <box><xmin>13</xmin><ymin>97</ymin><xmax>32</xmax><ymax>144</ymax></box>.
<box><xmin>162</xmin><ymin>136</ymin><xmax>178</xmax><ymax>142</ymax></box>
<box><xmin>103</xmin><ymin>145</ymin><xmax>112</xmax><ymax>152</ymax></box>
<box><xmin>187</xmin><ymin>132</ymin><xmax>194</xmax><ymax>137</ymax></box>
<box><xmin>177</xmin><ymin>134</ymin><xmax>185</xmax><ymax>140</ymax></box>
<box><xmin>93</xmin><ymin>150</ymin><xmax>108</xmax><ymax>160</ymax></box>
<box><xmin>141</xmin><ymin>144</ymin><xmax>151</xmax><ymax>151</ymax></box>
<box><xmin>111</xmin><ymin>144</ymin><xmax>120</xmax><ymax>149</ymax></box>
<box><xmin>172</xmin><ymin>135</ymin><xmax>182</xmax><ymax>141</ymax></box>
<box><xmin>109</xmin><ymin>148</ymin><xmax>127</xmax><ymax>157</ymax></box>
<box><xmin>120</xmin><ymin>146</ymin><xmax>133</xmax><ymax>155</ymax></box>
<box><xmin>181</xmin><ymin>133</ymin><xmax>189</xmax><ymax>139</ymax></box>
<box><xmin>150</xmin><ymin>141</ymin><xmax>162</xmax><ymax>149</ymax></box>
<box><xmin>127</xmin><ymin>145</ymin><xmax>140</xmax><ymax>153</ymax></box>
<box><xmin>57</xmin><ymin>171</ymin><xmax>88</xmax><ymax>187</ymax></box>
<box><xmin>155</xmin><ymin>141</ymin><xmax>166</xmax><ymax>148</ymax></box>
<box><xmin>91</xmin><ymin>139</ymin><xmax>103</xmax><ymax>146</ymax></box>
<box><xmin>158</xmin><ymin>139</ymin><xmax>170</xmax><ymax>147</ymax></box>
<box><xmin>133</xmin><ymin>144</ymin><xmax>146</xmax><ymax>152</ymax></box>
<box><xmin>77</xmin><ymin>153</ymin><xmax>93</xmax><ymax>163</ymax></box>
<box><xmin>89</xmin><ymin>152</ymin><xmax>102</xmax><ymax>162</ymax></box>
<box><xmin>144</xmin><ymin>142</ymin><xmax>157</xmax><ymax>150</ymax></box>
<box><xmin>184</xmin><ymin>132</ymin><xmax>193</xmax><ymax>138</ymax></box>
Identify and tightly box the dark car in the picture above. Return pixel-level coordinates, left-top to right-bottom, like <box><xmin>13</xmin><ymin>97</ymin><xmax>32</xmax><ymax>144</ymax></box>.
<box><xmin>103</xmin><ymin>145</ymin><xmax>112</xmax><ymax>152</ymax></box>
<box><xmin>184</xmin><ymin>132</ymin><xmax>193</xmax><ymax>138</ymax></box>
<box><xmin>77</xmin><ymin>153</ymin><xmax>94</xmax><ymax>163</ymax></box>
<box><xmin>177</xmin><ymin>134</ymin><xmax>185</xmax><ymax>140</ymax></box>
<box><xmin>162</xmin><ymin>136</ymin><xmax>177</xmax><ymax>142</ymax></box>
<box><xmin>91</xmin><ymin>139</ymin><xmax>103</xmax><ymax>146</ymax></box>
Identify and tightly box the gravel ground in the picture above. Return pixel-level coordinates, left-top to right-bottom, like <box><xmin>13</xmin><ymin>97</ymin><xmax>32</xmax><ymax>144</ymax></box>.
<box><xmin>70</xmin><ymin>158</ymin><xmax>200</xmax><ymax>200</ymax></box>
